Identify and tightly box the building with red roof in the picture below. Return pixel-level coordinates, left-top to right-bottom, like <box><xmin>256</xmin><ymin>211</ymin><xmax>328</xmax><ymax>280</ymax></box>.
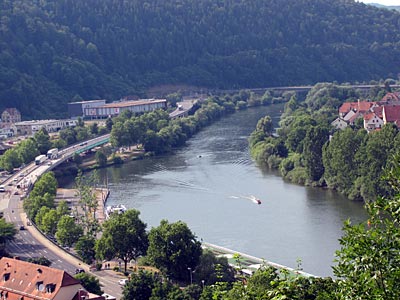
<box><xmin>0</xmin><ymin>257</ymin><xmax>104</xmax><ymax>300</ymax></box>
<box><xmin>383</xmin><ymin>105</ymin><xmax>400</xmax><ymax>124</ymax></box>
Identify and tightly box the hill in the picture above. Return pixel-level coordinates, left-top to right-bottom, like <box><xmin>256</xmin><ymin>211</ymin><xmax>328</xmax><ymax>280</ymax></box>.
<box><xmin>367</xmin><ymin>3</ymin><xmax>400</xmax><ymax>11</ymax></box>
<box><xmin>1</xmin><ymin>0</ymin><xmax>400</xmax><ymax>118</ymax></box>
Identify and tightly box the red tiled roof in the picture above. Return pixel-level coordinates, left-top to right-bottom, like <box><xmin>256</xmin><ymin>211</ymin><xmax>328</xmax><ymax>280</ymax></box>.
<box><xmin>363</xmin><ymin>112</ymin><xmax>375</xmax><ymax>121</ymax></box>
<box><xmin>339</xmin><ymin>102</ymin><xmax>356</xmax><ymax>114</ymax></box>
<box><xmin>358</xmin><ymin>101</ymin><xmax>375</xmax><ymax>113</ymax></box>
<box><xmin>0</xmin><ymin>258</ymin><xmax>80</xmax><ymax>299</ymax></box>
<box><xmin>338</xmin><ymin>101</ymin><xmax>374</xmax><ymax>114</ymax></box>
<box><xmin>381</xmin><ymin>92</ymin><xmax>400</xmax><ymax>103</ymax></box>
<box><xmin>372</xmin><ymin>106</ymin><xmax>383</xmax><ymax>118</ymax></box>
<box><xmin>383</xmin><ymin>105</ymin><xmax>400</xmax><ymax>123</ymax></box>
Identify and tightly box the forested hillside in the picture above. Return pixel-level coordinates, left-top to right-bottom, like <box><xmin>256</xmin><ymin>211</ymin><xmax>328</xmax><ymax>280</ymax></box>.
<box><xmin>1</xmin><ymin>0</ymin><xmax>400</xmax><ymax>118</ymax></box>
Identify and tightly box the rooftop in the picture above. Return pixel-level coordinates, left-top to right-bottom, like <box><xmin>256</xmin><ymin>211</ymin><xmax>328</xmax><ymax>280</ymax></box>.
<box><xmin>101</xmin><ymin>99</ymin><xmax>166</xmax><ymax>108</ymax></box>
<box><xmin>68</xmin><ymin>99</ymin><xmax>106</xmax><ymax>105</ymax></box>
<box><xmin>0</xmin><ymin>257</ymin><xmax>79</xmax><ymax>299</ymax></box>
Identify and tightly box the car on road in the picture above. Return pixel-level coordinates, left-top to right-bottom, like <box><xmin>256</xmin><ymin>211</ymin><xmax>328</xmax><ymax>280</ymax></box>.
<box><xmin>102</xmin><ymin>294</ymin><xmax>117</xmax><ymax>300</ymax></box>
<box><xmin>118</xmin><ymin>278</ymin><xmax>129</xmax><ymax>286</ymax></box>
<box><xmin>0</xmin><ymin>186</ymin><xmax>5</xmax><ymax>192</ymax></box>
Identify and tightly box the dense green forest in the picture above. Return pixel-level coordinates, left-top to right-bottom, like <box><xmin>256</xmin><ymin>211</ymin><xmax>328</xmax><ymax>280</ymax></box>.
<box><xmin>1</xmin><ymin>0</ymin><xmax>400</xmax><ymax>119</ymax></box>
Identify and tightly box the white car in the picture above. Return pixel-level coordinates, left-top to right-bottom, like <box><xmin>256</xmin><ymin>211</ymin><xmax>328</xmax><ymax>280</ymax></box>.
<box><xmin>102</xmin><ymin>293</ymin><xmax>117</xmax><ymax>300</ymax></box>
<box><xmin>118</xmin><ymin>278</ymin><xmax>128</xmax><ymax>286</ymax></box>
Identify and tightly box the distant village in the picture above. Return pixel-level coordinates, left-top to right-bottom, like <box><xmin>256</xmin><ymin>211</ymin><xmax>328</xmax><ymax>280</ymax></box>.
<box><xmin>332</xmin><ymin>92</ymin><xmax>400</xmax><ymax>132</ymax></box>
<box><xmin>0</xmin><ymin>97</ymin><xmax>197</xmax><ymax>155</ymax></box>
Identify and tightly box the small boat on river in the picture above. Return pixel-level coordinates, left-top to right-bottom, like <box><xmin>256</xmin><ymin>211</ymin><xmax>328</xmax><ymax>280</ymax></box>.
<box><xmin>105</xmin><ymin>204</ymin><xmax>127</xmax><ymax>219</ymax></box>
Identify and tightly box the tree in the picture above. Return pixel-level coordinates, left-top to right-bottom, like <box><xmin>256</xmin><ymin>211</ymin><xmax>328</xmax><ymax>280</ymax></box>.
<box><xmin>74</xmin><ymin>272</ymin><xmax>103</xmax><ymax>295</ymax></box>
<box><xmin>25</xmin><ymin>193</ymin><xmax>55</xmax><ymax>221</ymax></box>
<box><xmin>122</xmin><ymin>271</ymin><xmax>154</xmax><ymax>300</ymax></box>
<box><xmin>95</xmin><ymin>150</ymin><xmax>107</xmax><ymax>167</ymax></box>
<box><xmin>194</xmin><ymin>250</ymin><xmax>235</xmax><ymax>285</ymax></box>
<box><xmin>256</xmin><ymin>115</ymin><xmax>274</xmax><ymax>137</ymax></box>
<box><xmin>303</xmin><ymin>125</ymin><xmax>329</xmax><ymax>181</ymax></box>
<box><xmin>16</xmin><ymin>139</ymin><xmax>39</xmax><ymax>164</ymax></box>
<box><xmin>166</xmin><ymin>92</ymin><xmax>183</xmax><ymax>107</ymax></box>
<box><xmin>30</xmin><ymin>172</ymin><xmax>58</xmax><ymax>198</ymax></box>
<box><xmin>75</xmin><ymin>235</ymin><xmax>96</xmax><ymax>264</ymax></box>
<box><xmin>89</xmin><ymin>122</ymin><xmax>99</xmax><ymax>135</ymax></box>
<box><xmin>106</xmin><ymin>117</ymin><xmax>113</xmax><ymax>132</ymax></box>
<box><xmin>147</xmin><ymin>220</ymin><xmax>202</xmax><ymax>281</ymax></box>
<box><xmin>40</xmin><ymin>209</ymin><xmax>59</xmax><ymax>235</ymax></box>
<box><xmin>56</xmin><ymin>200</ymin><xmax>69</xmax><ymax>217</ymax></box>
<box><xmin>73</xmin><ymin>152</ymin><xmax>83</xmax><ymax>165</ymax></box>
<box><xmin>322</xmin><ymin>128</ymin><xmax>366</xmax><ymax>198</ymax></box>
<box><xmin>56</xmin><ymin>215</ymin><xmax>83</xmax><ymax>246</ymax></box>
<box><xmin>0</xmin><ymin>218</ymin><xmax>16</xmax><ymax>254</ymax></box>
<box><xmin>333</xmin><ymin>153</ymin><xmax>400</xmax><ymax>299</ymax></box>
<box><xmin>142</xmin><ymin>130</ymin><xmax>162</xmax><ymax>153</ymax></box>
<box><xmin>0</xmin><ymin>149</ymin><xmax>21</xmax><ymax>172</ymax></box>
<box><xmin>110</xmin><ymin>121</ymin><xmax>127</xmax><ymax>147</ymax></box>
<box><xmin>95</xmin><ymin>209</ymin><xmax>148</xmax><ymax>272</ymax></box>
<box><xmin>75</xmin><ymin>171</ymin><xmax>100</xmax><ymax>235</ymax></box>
<box><xmin>34</xmin><ymin>128</ymin><xmax>52</xmax><ymax>154</ymax></box>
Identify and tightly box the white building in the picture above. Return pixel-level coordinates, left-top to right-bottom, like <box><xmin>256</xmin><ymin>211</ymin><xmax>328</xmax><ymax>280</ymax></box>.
<box><xmin>84</xmin><ymin>99</ymin><xmax>167</xmax><ymax>119</ymax></box>
<box><xmin>15</xmin><ymin>119</ymin><xmax>77</xmax><ymax>136</ymax></box>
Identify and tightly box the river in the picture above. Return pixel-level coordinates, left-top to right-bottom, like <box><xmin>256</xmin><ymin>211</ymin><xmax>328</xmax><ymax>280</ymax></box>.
<box><xmin>96</xmin><ymin>104</ymin><xmax>367</xmax><ymax>277</ymax></box>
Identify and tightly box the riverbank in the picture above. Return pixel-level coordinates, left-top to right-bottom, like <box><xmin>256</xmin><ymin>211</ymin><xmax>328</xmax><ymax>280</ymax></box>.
<box><xmin>98</xmin><ymin>104</ymin><xmax>367</xmax><ymax>277</ymax></box>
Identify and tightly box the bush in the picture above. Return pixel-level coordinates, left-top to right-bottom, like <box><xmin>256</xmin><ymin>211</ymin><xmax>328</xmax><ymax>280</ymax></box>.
<box><xmin>267</xmin><ymin>155</ymin><xmax>281</xmax><ymax>169</ymax></box>
<box><xmin>96</xmin><ymin>263</ymin><xmax>102</xmax><ymax>271</ymax></box>
<box><xmin>112</xmin><ymin>154</ymin><xmax>124</xmax><ymax>165</ymax></box>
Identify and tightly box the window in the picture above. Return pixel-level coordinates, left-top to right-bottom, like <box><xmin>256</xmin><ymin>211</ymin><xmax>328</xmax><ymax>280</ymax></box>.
<box><xmin>36</xmin><ymin>281</ymin><xmax>44</xmax><ymax>291</ymax></box>
<box><xmin>45</xmin><ymin>284</ymin><xmax>56</xmax><ymax>293</ymax></box>
<box><xmin>3</xmin><ymin>273</ymin><xmax>10</xmax><ymax>282</ymax></box>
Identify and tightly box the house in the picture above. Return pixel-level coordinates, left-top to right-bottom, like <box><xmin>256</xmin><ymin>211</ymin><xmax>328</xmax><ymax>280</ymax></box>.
<box><xmin>0</xmin><ymin>257</ymin><xmax>104</xmax><ymax>300</ymax></box>
<box><xmin>379</xmin><ymin>92</ymin><xmax>400</xmax><ymax>104</ymax></box>
<box><xmin>382</xmin><ymin>105</ymin><xmax>400</xmax><ymax>124</ymax></box>
<box><xmin>0</xmin><ymin>124</ymin><xmax>16</xmax><ymax>139</ymax></box>
<box><xmin>1</xmin><ymin>108</ymin><xmax>21</xmax><ymax>125</ymax></box>
<box><xmin>84</xmin><ymin>99</ymin><xmax>167</xmax><ymax>119</ymax></box>
<box><xmin>363</xmin><ymin>112</ymin><xmax>384</xmax><ymax>132</ymax></box>
<box><xmin>331</xmin><ymin>117</ymin><xmax>348</xmax><ymax>130</ymax></box>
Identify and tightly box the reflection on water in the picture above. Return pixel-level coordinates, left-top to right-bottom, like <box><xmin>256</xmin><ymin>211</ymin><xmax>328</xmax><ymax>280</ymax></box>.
<box><xmin>96</xmin><ymin>104</ymin><xmax>367</xmax><ymax>277</ymax></box>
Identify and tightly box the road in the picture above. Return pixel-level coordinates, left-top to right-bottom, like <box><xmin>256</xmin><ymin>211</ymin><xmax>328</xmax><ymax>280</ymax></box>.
<box><xmin>0</xmin><ymin>134</ymin><xmax>124</xmax><ymax>299</ymax></box>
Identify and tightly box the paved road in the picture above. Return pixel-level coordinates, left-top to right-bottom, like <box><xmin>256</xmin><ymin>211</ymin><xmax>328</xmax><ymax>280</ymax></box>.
<box><xmin>0</xmin><ymin>135</ymin><xmax>123</xmax><ymax>299</ymax></box>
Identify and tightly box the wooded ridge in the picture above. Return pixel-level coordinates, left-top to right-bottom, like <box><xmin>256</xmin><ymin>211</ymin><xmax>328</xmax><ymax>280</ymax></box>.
<box><xmin>1</xmin><ymin>0</ymin><xmax>400</xmax><ymax>119</ymax></box>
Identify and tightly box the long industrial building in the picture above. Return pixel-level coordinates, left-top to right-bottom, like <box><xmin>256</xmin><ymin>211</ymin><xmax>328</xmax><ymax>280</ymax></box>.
<box><xmin>84</xmin><ymin>99</ymin><xmax>167</xmax><ymax>119</ymax></box>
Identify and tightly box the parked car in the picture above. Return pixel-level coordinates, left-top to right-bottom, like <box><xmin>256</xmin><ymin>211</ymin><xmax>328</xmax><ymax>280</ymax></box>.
<box><xmin>118</xmin><ymin>278</ymin><xmax>129</xmax><ymax>286</ymax></box>
<box><xmin>75</xmin><ymin>268</ymin><xmax>85</xmax><ymax>274</ymax></box>
<box><xmin>19</xmin><ymin>225</ymin><xmax>25</xmax><ymax>230</ymax></box>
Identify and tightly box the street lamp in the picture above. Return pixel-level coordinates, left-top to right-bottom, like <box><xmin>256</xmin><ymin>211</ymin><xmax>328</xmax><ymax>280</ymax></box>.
<box><xmin>201</xmin><ymin>279</ymin><xmax>205</xmax><ymax>289</ymax></box>
<box><xmin>187</xmin><ymin>267</ymin><xmax>193</xmax><ymax>285</ymax></box>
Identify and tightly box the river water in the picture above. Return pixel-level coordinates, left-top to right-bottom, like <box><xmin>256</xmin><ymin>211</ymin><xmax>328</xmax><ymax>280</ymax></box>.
<box><xmin>97</xmin><ymin>104</ymin><xmax>367</xmax><ymax>277</ymax></box>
